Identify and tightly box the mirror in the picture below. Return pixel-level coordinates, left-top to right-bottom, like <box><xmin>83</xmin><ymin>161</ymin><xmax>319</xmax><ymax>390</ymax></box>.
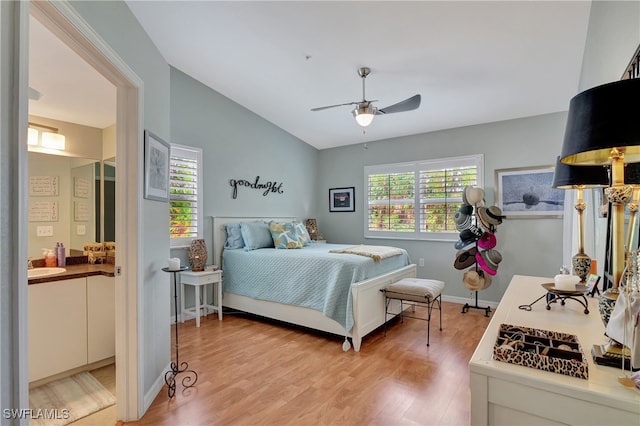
<box><xmin>96</xmin><ymin>158</ymin><xmax>116</xmax><ymax>243</ymax></box>
<box><xmin>27</xmin><ymin>118</ymin><xmax>116</xmax><ymax>258</ymax></box>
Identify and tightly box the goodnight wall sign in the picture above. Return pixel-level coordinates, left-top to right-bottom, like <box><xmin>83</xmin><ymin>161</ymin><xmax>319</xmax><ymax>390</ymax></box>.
<box><xmin>229</xmin><ymin>176</ymin><xmax>284</xmax><ymax>199</ymax></box>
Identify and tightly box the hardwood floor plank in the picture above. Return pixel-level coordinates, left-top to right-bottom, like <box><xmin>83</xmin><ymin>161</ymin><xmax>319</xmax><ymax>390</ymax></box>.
<box><xmin>120</xmin><ymin>301</ymin><xmax>490</xmax><ymax>426</ymax></box>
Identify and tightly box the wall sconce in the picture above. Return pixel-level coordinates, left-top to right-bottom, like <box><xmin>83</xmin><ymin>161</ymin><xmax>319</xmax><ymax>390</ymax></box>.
<box><xmin>28</xmin><ymin>122</ymin><xmax>66</xmax><ymax>151</ymax></box>
<box><xmin>552</xmin><ymin>157</ymin><xmax>608</xmax><ymax>282</ymax></box>
<box><xmin>559</xmin><ymin>78</ymin><xmax>640</xmax><ymax>323</ymax></box>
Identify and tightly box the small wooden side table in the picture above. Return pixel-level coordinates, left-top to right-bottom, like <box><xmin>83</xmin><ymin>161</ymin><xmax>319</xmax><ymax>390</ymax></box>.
<box><xmin>180</xmin><ymin>269</ymin><xmax>223</xmax><ymax>327</ymax></box>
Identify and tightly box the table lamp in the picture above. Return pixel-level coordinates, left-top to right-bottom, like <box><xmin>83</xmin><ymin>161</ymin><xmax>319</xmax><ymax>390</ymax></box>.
<box><xmin>560</xmin><ymin>78</ymin><xmax>640</xmax><ymax>323</ymax></box>
<box><xmin>624</xmin><ymin>164</ymin><xmax>640</xmax><ymax>252</ymax></box>
<box><xmin>552</xmin><ymin>157</ymin><xmax>608</xmax><ymax>282</ymax></box>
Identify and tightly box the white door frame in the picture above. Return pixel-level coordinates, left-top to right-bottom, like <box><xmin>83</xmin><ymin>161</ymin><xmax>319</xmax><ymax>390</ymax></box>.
<box><xmin>27</xmin><ymin>1</ymin><xmax>142</xmax><ymax>420</ymax></box>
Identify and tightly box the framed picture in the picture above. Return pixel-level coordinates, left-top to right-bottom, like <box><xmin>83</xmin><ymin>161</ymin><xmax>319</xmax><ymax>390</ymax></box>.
<box><xmin>585</xmin><ymin>273</ymin><xmax>601</xmax><ymax>293</ymax></box>
<box><xmin>495</xmin><ymin>165</ymin><xmax>564</xmax><ymax>218</ymax></box>
<box><xmin>329</xmin><ymin>187</ymin><xmax>355</xmax><ymax>212</ymax></box>
<box><xmin>144</xmin><ymin>130</ymin><xmax>170</xmax><ymax>202</ymax></box>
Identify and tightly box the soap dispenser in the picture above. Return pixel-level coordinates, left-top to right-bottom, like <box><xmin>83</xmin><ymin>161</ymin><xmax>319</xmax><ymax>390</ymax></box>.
<box><xmin>43</xmin><ymin>249</ymin><xmax>57</xmax><ymax>267</ymax></box>
<box><xmin>57</xmin><ymin>242</ymin><xmax>66</xmax><ymax>267</ymax></box>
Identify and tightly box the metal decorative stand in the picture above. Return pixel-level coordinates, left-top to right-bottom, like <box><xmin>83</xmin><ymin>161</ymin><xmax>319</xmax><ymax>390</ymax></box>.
<box><xmin>461</xmin><ymin>291</ymin><xmax>491</xmax><ymax>317</ymax></box>
<box><xmin>161</xmin><ymin>266</ymin><xmax>198</xmax><ymax>398</ymax></box>
<box><xmin>542</xmin><ymin>283</ymin><xmax>589</xmax><ymax>315</ymax></box>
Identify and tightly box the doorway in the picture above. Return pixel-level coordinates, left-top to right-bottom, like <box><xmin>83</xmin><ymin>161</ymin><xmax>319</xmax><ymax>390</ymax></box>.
<box><xmin>27</xmin><ymin>1</ymin><xmax>142</xmax><ymax>421</ymax></box>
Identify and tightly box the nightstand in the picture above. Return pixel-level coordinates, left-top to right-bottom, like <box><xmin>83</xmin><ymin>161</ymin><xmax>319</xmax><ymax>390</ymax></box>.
<box><xmin>180</xmin><ymin>269</ymin><xmax>222</xmax><ymax>327</ymax></box>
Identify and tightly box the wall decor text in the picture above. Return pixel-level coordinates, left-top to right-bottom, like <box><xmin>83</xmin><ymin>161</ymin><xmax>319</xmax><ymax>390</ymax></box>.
<box><xmin>230</xmin><ymin>176</ymin><xmax>284</xmax><ymax>199</ymax></box>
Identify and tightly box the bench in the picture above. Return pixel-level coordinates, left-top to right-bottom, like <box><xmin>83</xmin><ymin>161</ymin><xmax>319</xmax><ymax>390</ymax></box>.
<box><xmin>381</xmin><ymin>278</ymin><xmax>445</xmax><ymax>346</ymax></box>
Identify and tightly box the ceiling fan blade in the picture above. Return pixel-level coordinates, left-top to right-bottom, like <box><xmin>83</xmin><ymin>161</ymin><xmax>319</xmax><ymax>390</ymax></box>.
<box><xmin>310</xmin><ymin>101</ymin><xmax>359</xmax><ymax>112</ymax></box>
<box><xmin>376</xmin><ymin>94</ymin><xmax>421</xmax><ymax>115</ymax></box>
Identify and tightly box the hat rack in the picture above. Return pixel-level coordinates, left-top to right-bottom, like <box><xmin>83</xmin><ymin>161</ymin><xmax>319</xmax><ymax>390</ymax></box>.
<box><xmin>454</xmin><ymin>186</ymin><xmax>505</xmax><ymax>317</ymax></box>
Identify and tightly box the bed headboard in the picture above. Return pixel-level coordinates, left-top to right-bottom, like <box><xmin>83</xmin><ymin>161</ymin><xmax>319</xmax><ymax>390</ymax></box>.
<box><xmin>212</xmin><ymin>216</ymin><xmax>297</xmax><ymax>267</ymax></box>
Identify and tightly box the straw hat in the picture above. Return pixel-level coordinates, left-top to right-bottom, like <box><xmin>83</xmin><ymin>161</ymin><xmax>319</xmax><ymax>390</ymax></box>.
<box><xmin>463</xmin><ymin>268</ymin><xmax>492</xmax><ymax>291</ymax></box>
<box><xmin>462</xmin><ymin>186</ymin><xmax>486</xmax><ymax>207</ymax></box>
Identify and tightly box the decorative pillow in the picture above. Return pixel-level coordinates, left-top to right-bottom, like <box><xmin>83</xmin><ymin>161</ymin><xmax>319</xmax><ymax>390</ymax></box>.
<box><xmin>269</xmin><ymin>221</ymin><xmax>304</xmax><ymax>249</ymax></box>
<box><xmin>224</xmin><ymin>223</ymin><xmax>244</xmax><ymax>249</ymax></box>
<box><xmin>240</xmin><ymin>221</ymin><xmax>274</xmax><ymax>251</ymax></box>
<box><xmin>293</xmin><ymin>221</ymin><xmax>311</xmax><ymax>246</ymax></box>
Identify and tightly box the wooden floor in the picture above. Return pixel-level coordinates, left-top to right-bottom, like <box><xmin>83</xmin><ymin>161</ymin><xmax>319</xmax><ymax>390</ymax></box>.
<box><xmin>121</xmin><ymin>301</ymin><xmax>491</xmax><ymax>426</ymax></box>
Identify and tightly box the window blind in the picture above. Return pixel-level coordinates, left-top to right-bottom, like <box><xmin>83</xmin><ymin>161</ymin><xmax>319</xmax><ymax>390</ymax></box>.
<box><xmin>364</xmin><ymin>154</ymin><xmax>483</xmax><ymax>241</ymax></box>
<box><xmin>170</xmin><ymin>145</ymin><xmax>202</xmax><ymax>247</ymax></box>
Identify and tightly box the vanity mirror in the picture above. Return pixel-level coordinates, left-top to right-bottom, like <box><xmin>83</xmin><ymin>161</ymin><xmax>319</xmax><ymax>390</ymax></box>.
<box><xmin>28</xmin><ymin>154</ymin><xmax>115</xmax><ymax>258</ymax></box>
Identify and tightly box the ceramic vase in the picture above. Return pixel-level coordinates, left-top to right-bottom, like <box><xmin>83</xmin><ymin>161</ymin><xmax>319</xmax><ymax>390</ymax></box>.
<box><xmin>188</xmin><ymin>239</ymin><xmax>207</xmax><ymax>272</ymax></box>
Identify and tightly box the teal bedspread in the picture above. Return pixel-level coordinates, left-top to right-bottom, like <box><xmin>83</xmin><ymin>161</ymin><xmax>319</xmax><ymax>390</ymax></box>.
<box><xmin>222</xmin><ymin>243</ymin><xmax>410</xmax><ymax>333</ymax></box>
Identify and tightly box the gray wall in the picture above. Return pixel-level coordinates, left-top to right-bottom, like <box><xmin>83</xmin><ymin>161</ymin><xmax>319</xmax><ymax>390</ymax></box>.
<box><xmin>68</xmin><ymin>0</ymin><xmax>173</xmax><ymax>405</ymax></box>
<box><xmin>169</xmin><ymin>67</ymin><xmax>319</xmax><ymax>315</ymax></box>
<box><xmin>169</xmin><ymin>67</ymin><xmax>318</xmax><ymax>220</ymax></box>
<box><xmin>317</xmin><ymin>113</ymin><xmax>567</xmax><ymax>303</ymax></box>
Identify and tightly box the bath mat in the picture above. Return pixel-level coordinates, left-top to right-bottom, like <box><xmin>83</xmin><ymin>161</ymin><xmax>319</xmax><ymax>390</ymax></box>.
<box><xmin>29</xmin><ymin>371</ymin><xmax>115</xmax><ymax>426</ymax></box>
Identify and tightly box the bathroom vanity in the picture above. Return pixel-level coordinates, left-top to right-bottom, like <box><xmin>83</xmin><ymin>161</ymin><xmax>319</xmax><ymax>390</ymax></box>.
<box><xmin>28</xmin><ymin>264</ymin><xmax>115</xmax><ymax>383</ymax></box>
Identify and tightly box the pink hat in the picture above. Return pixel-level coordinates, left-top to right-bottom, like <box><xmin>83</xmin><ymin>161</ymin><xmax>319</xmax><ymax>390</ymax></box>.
<box><xmin>475</xmin><ymin>249</ymin><xmax>502</xmax><ymax>276</ymax></box>
<box><xmin>478</xmin><ymin>232</ymin><xmax>497</xmax><ymax>250</ymax></box>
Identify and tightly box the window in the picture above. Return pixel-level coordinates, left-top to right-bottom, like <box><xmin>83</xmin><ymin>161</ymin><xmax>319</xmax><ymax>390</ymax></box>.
<box><xmin>364</xmin><ymin>154</ymin><xmax>483</xmax><ymax>241</ymax></box>
<box><xmin>169</xmin><ymin>144</ymin><xmax>203</xmax><ymax>247</ymax></box>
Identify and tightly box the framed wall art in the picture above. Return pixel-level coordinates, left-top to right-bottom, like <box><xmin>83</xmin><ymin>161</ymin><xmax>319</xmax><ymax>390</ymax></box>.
<box><xmin>144</xmin><ymin>130</ymin><xmax>170</xmax><ymax>202</ymax></box>
<box><xmin>329</xmin><ymin>187</ymin><xmax>355</xmax><ymax>212</ymax></box>
<box><xmin>495</xmin><ymin>165</ymin><xmax>564</xmax><ymax>218</ymax></box>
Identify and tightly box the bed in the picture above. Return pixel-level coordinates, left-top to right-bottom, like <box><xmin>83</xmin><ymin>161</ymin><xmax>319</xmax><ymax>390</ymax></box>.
<box><xmin>213</xmin><ymin>217</ymin><xmax>417</xmax><ymax>351</ymax></box>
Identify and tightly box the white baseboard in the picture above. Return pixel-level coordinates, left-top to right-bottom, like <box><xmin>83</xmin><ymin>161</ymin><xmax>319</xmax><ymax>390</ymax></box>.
<box><xmin>442</xmin><ymin>294</ymin><xmax>499</xmax><ymax>310</ymax></box>
<box><xmin>143</xmin><ymin>362</ymin><xmax>171</xmax><ymax>413</ymax></box>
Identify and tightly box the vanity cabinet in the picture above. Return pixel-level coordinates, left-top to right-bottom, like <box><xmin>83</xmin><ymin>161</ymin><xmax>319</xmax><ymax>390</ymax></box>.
<box><xmin>28</xmin><ymin>275</ymin><xmax>115</xmax><ymax>383</ymax></box>
<box><xmin>29</xmin><ymin>278</ymin><xmax>87</xmax><ymax>382</ymax></box>
<box><xmin>87</xmin><ymin>275</ymin><xmax>115</xmax><ymax>363</ymax></box>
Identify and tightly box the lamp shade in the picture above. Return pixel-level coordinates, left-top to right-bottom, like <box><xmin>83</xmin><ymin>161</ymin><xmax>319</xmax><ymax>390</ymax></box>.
<box><xmin>552</xmin><ymin>156</ymin><xmax>609</xmax><ymax>189</ymax></box>
<box><xmin>560</xmin><ymin>78</ymin><xmax>640</xmax><ymax>165</ymax></box>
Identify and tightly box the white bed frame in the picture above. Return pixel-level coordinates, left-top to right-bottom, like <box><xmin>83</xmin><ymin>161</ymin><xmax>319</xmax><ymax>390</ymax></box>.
<box><xmin>213</xmin><ymin>217</ymin><xmax>417</xmax><ymax>351</ymax></box>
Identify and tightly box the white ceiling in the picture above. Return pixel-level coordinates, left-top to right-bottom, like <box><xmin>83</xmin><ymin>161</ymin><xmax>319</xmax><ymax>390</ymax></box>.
<box><xmin>28</xmin><ymin>15</ymin><xmax>116</xmax><ymax>130</ymax></box>
<box><xmin>29</xmin><ymin>1</ymin><xmax>593</xmax><ymax>150</ymax></box>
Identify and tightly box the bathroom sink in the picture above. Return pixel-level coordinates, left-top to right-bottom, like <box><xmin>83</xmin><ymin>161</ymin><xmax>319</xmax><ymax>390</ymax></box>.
<box><xmin>28</xmin><ymin>267</ymin><xmax>66</xmax><ymax>278</ymax></box>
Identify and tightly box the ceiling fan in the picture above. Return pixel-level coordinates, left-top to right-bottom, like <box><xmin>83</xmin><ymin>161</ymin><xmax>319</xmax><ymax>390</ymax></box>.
<box><xmin>311</xmin><ymin>67</ymin><xmax>421</xmax><ymax>128</ymax></box>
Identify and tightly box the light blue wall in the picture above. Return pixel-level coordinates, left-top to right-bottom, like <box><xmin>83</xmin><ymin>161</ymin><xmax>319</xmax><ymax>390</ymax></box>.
<box><xmin>68</xmin><ymin>0</ymin><xmax>172</xmax><ymax>404</ymax></box>
<box><xmin>169</xmin><ymin>67</ymin><xmax>318</xmax><ymax>220</ymax></box>
<box><xmin>316</xmin><ymin>113</ymin><xmax>568</xmax><ymax>303</ymax></box>
<box><xmin>168</xmin><ymin>67</ymin><xmax>319</xmax><ymax>317</ymax></box>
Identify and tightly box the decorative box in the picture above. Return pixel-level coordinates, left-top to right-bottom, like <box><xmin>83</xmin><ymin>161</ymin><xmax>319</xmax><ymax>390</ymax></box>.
<box><xmin>493</xmin><ymin>323</ymin><xmax>588</xmax><ymax>379</ymax></box>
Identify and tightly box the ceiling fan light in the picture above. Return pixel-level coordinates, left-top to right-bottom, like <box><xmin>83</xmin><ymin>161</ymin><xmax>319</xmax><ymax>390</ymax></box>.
<box><xmin>352</xmin><ymin>105</ymin><xmax>376</xmax><ymax>127</ymax></box>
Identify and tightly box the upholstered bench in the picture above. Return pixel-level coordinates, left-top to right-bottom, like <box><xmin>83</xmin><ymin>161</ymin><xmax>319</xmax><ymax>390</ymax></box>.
<box><xmin>381</xmin><ymin>278</ymin><xmax>445</xmax><ymax>346</ymax></box>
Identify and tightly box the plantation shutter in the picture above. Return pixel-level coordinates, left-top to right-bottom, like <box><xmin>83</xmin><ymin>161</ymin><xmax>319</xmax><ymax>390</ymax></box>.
<box><xmin>364</xmin><ymin>154</ymin><xmax>483</xmax><ymax>241</ymax></box>
<box><xmin>367</xmin><ymin>171</ymin><xmax>415</xmax><ymax>233</ymax></box>
<box><xmin>170</xmin><ymin>145</ymin><xmax>202</xmax><ymax>247</ymax></box>
<box><xmin>419</xmin><ymin>165</ymin><xmax>478</xmax><ymax>233</ymax></box>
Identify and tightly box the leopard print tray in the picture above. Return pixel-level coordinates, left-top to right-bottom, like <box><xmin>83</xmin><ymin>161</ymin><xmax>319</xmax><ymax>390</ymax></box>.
<box><xmin>493</xmin><ymin>323</ymin><xmax>588</xmax><ymax>379</ymax></box>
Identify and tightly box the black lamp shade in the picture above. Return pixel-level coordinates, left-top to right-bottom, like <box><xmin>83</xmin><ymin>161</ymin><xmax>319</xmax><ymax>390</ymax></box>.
<box><xmin>560</xmin><ymin>78</ymin><xmax>640</xmax><ymax>165</ymax></box>
<box><xmin>552</xmin><ymin>156</ymin><xmax>609</xmax><ymax>189</ymax></box>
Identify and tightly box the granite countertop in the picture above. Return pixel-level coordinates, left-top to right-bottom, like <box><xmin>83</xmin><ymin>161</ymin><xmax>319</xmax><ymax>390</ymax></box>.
<box><xmin>28</xmin><ymin>263</ymin><xmax>115</xmax><ymax>285</ymax></box>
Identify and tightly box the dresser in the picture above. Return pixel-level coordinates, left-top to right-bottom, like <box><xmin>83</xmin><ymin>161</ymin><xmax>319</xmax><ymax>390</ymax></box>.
<box><xmin>469</xmin><ymin>275</ymin><xmax>640</xmax><ymax>425</ymax></box>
